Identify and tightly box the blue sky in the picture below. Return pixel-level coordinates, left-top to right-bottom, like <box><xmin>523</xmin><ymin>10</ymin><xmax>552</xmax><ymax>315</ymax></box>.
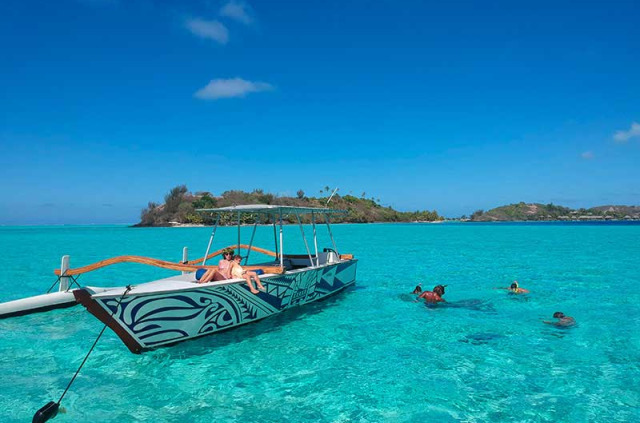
<box><xmin>1</xmin><ymin>0</ymin><xmax>639</xmax><ymax>224</ymax></box>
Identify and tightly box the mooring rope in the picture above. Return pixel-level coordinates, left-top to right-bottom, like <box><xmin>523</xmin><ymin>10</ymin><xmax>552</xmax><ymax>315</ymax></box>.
<box><xmin>57</xmin><ymin>285</ymin><xmax>133</xmax><ymax>404</ymax></box>
<box><xmin>33</xmin><ymin>284</ymin><xmax>134</xmax><ymax>423</ymax></box>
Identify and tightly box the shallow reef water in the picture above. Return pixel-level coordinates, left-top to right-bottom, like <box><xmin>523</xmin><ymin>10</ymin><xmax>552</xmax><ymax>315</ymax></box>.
<box><xmin>1</xmin><ymin>222</ymin><xmax>639</xmax><ymax>422</ymax></box>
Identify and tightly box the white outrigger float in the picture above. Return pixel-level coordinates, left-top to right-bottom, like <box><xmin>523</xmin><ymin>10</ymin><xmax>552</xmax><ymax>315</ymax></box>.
<box><xmin>70</xmin><ymin>205</ymin><xmax>357</xmax><ymax>353</ymax></box>
<box><xmin>0</xmin><ymin>256</ymin><xmax>113</xmax><ymax>319</ymax></box>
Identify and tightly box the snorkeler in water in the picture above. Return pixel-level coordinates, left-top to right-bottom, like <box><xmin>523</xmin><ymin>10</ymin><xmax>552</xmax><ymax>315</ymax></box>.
<box><xmin>417</xmin><ymin>284</ymin><xmax>446</xmax><ymax>304</ymax></box>
<box><xmin>543</xmin><ymin>311</ymin><xmax>575</xmax><ymax>327</ymax></box>
<box><xmin>498</xmin><ymin>280</ymin><xmax>529</xmax><ymax>294</ymax></box>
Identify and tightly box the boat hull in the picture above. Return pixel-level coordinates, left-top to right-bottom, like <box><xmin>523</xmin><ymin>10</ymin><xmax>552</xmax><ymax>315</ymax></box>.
<box><xmin>75</xmin><ymin>259</ymin><xmax>357</xmax><ymax>353</ymax></box>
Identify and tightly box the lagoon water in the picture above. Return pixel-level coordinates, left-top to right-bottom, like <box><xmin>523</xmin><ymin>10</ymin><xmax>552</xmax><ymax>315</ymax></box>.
<box><xmin>1</xmin><ymin>222</ymin><xmax>639</xmax><ymax>422</ymax></box>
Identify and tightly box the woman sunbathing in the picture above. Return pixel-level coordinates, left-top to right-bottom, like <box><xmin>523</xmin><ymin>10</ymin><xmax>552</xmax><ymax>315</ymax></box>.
<box><xmin>198</xmin><ymin>250</ymin><xmax>234</xmax><ymax>283</ymax></box>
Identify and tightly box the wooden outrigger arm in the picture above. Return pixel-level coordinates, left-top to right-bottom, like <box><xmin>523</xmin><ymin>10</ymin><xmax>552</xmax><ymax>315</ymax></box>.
<box><xmin>185</xmin><ymin>244</ymin><xmax>277</xmax><ymax>265</ymax></box>
<box><xmin>54</xmin><ymin>244</ymin><xmax>282</xmax><ymax>276</ymax></box>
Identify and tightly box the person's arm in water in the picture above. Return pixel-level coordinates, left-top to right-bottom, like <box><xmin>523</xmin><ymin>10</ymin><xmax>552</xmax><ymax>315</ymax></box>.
<box><xmin>542</xmin><ymin>317</ymin><xmax>575</xmax><ymax>326</ymax></box>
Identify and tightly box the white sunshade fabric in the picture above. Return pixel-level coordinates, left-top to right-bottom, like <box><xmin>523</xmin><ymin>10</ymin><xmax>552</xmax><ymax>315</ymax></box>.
<box><xmin>196</xmin><ymin>204</ymin><xmax>346</xmax><ymax>216</ymax></box>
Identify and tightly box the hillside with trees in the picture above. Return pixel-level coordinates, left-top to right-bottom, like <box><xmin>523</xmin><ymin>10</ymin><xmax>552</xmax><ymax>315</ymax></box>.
<box><xmin>135</xmin><ymin>185</ymin><xmax>443</xmax><ymax>226</ymax></box>
<box><xmin>469</xmin><ymin>202</ymin><xmax>640</xmax><ymax>222</ymax></box>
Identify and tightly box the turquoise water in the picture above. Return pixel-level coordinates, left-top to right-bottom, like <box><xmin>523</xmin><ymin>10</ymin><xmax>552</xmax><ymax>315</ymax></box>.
<box><xmin>1</xmin><ymin>223</ymin><xmax>639</xmax><ymax>422</ymax></box>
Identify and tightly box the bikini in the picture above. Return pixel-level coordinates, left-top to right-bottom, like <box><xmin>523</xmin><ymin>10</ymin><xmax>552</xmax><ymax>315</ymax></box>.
<box><xmin>218</xmin><ymin>259</ymin><xmax>231</xmax><ymax>278</ymax></box>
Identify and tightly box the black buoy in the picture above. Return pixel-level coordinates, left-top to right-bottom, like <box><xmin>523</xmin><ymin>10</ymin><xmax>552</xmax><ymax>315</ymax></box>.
<box><xmin>32</xmin><ymin>401</ymin><xmax>59</xmax><ymax>423</ymax></box>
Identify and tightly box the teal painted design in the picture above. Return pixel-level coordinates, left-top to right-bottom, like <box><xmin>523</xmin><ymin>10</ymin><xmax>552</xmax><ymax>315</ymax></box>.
<box><xmin>97</xmin><ymin>261</ymin><xmax>357</xmax><ymax>349</ymax></box>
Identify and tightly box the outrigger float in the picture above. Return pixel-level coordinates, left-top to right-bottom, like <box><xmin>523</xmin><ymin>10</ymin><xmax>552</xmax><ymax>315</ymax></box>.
<box><xmin>2</xmin><ymin>205</ymin><xmax>357</xmax><ymax>353</ymax></box>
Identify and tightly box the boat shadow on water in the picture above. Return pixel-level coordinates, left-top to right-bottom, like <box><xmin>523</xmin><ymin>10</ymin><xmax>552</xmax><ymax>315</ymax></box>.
<box><xmin>148</xmin><ymin>285</ymin><xmax>357</xmax><ymax>359</ymax></box>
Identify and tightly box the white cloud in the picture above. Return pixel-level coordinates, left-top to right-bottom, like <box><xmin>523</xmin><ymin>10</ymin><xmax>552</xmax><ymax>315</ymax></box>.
<box><xmin>185</xmin><ymin>18</ymin><xmax>229</xmax><ymax>44</ymax></box>
<box><xmin>220</xmin><ymin>1</ymin><xmax>254</xmax><ymax>25</ymax></box>
<box><xmin>581</xmin><ymin>151</ymin><xmax>594</xmax><ymax>160</ymax></box>
<box><xmin>613</xmin><ymin>121</ymin><xmax>640</xmax><ymax>143</ymax></box>
<box><xmin>194</xmin><ymin>78</ymin><xmax>273</xmax><ymax>100</ymax></box>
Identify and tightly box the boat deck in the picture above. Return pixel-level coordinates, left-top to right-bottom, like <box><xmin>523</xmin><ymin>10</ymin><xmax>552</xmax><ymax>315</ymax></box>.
<box><xmin>86</xmin><ymin>271</ymin><xmax>277</xmax><ymax>298</ymax></box>
<box><xmin>86</xmin><ymin>259</ymin><xmax>350</xmax><ymax>299</ymax></box>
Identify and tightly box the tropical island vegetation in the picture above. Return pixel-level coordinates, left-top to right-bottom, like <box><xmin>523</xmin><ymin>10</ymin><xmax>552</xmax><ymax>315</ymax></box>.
<box><xmin>136</xmin><ymin>186</ymin><xmax>639</xmax><ymax>226</ymax></box>
<box><xmin>466</xmin><ymin>203</ymin><xmax>640</xmax><ymax>222</ymax></box>
<box><xmin>135</xmin><ymin>185</ymin><xmax>443</xmax><ymax>226</ymax></box>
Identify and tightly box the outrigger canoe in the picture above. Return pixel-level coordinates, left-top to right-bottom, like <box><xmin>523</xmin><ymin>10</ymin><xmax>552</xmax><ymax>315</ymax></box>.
<box><xmin>67</xmin><ymin>205</ymin><xmax>357</xmax><ymax>353</ymax></box>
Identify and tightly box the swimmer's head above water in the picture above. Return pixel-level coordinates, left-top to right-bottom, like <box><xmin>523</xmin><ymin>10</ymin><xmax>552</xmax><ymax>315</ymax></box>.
<box><xmin>548</xmin><ymin>311</ymin><xmax>575</xmax><ymax>326</ymax></box>
<box><xmin>510</xmin><ymin>281</ymin><xmax>519</xmax><ymax>290</ymax></box>
<box><xmin>433</xmin><ymin>285</ymin><xmax>446</xmax><ymax>296</ymax></box>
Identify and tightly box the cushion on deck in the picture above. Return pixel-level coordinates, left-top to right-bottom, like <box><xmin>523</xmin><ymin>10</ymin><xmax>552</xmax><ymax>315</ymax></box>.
<box><xmin>195</xmin><ymin>268</ymin><xmax>207</xmax><ymax>281</ymax></box>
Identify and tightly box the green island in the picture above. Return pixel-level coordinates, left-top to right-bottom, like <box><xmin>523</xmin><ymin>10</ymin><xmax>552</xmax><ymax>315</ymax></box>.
<box><xmin>136</xmin><ymin>186</ymin><xmax>639</xmax><ymax>226</ymax></box>
<box><xmin>135</xmin><ymin>185</ymin><xmax>443</xmax><ymax>226</ymax></box>
<box><xmin>467</xmin><ymin>203</ymin><xmax>640</xmax><ymax>222</ymax></box>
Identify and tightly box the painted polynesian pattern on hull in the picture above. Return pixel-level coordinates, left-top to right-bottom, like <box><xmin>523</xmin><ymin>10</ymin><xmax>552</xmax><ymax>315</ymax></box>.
<box><xmin>97</xmin><ymin>261</ymin><xmax>357</xmax><ymax>349</ymax></box>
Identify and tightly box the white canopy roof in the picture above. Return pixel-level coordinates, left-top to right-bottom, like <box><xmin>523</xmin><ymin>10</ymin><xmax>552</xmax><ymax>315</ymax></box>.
<box><xmin>196</xmin><ymin>204</ymin><xmax>346</xmax><ymax>215</ymax></box>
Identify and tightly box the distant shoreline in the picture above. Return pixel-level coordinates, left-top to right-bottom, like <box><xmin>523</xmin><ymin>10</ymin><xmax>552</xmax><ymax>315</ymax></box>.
<box><xmin>134</xmin><ymin>219</ymin><xmax>640</xmax><ymax>228</ymax></box>
<box><xmin>2</xmin><ymin>220</ymin><xmax>640</xmax><ymax>228</ymax></box>
<box><xmin>453</xmin><ymin>219</ymin><xmax>640</xmax><ymax>224</ymax></box>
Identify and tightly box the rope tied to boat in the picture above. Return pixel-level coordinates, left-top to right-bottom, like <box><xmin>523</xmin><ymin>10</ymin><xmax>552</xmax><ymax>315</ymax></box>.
<box><xmin>32</xmin><ymin>285</ymin><xmax>134</xmax><ymax>423</ymax></box>
<box><xmin>45</xmin><ymin>273</ymin><xmax>82</xmax><ymax>294</ymax></box>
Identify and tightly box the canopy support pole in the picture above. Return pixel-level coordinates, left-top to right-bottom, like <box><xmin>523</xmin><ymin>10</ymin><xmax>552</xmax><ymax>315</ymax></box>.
<box><xmin>311</xmin><ymin>212</ymin><xmax>319</xmax><ymax>266</ymax></box>
<box><xmin>279</xmin><ymin>211</ymin><xmax>284</xmax><ymax>269</ymax></box>
<box><xmin>295</xmin><ymin>212</ymin><xmax>314</xmax><ymax>266</ymax></box>
<box><xmin>237</xmin><ymin>211</ymin><xmax>241</xmax><ymax>258</ymax></box>
<box><xmin>202</xmin><ymin>214</ymin><xmax>220</xmax><ymax>266</ymax></box>
<box><xmin>324</xmin><ymin>213</ymin><xmax>339</xmax><ymax>256</ymax></box>
<box><xmin>273</xmin><ymin>217</ymin><xmax>279</xmax><ymax>259</ymax></box>
<box><xmin>245</xmin><ymin>217</ymin><xmax>258</xmax><ymax>265</ymax></box>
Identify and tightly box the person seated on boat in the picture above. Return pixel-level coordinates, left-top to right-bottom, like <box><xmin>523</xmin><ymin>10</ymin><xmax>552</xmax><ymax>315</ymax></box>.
<box><xmin>412</xmin><ymin>284</ymin><xmax>422</xmax><ymax>294</ymax></box>
<box><xmin>197</xmin><ymin>250</ymin><xmax>234</xmax><ymax>283</ymax></box>
<box><xmin>543</xmin><ymin>311</ymin><xmax>575</xmax><ymax>327</ymax></box>
<box><xmin>217</xmin><ymin>249</ymin><xmax>234</xmax><ymax>279</ymax></box>
<box><xmin>197</xmin><ymin>267</ymin><xmax>224</xmax><ymax>283</ymax></box>
<box><xmin>417</xmin><ymin>284</ymin><xmax>446</xmax><ymax>304</ymax></box>
<box><xmin>231</xmin><ymin>254</ymin><xmax>265</xmax><ymax>294</ymax></box>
